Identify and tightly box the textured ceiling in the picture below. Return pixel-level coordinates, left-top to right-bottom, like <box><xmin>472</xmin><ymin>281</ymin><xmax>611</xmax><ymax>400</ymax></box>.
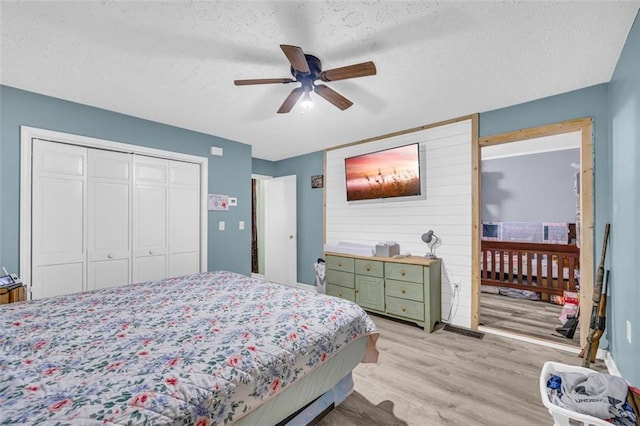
<box><xmin>1</xmin><ymin>1</ymin><xmax>639</xmax><ymax>161</ymax></box>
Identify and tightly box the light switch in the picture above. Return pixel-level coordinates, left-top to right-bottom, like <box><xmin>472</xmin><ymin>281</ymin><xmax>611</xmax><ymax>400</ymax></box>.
<box><xmin>239</xmin><ymin>221</ymin><xmax>245</xmax><ymax>230</ymax></box>
<box><xmin>218</xmin><ymin>221</ymin><xmax>225</xmax><ymax>231</ymax></box>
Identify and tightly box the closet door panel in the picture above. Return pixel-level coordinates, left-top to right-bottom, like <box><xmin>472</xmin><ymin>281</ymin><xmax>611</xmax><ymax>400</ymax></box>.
<box><xmin>34</xmin><ymin>178</ymin><xmax>85</xmax><ymax>264</ymax></box>
<box><xmin>89</xmin><ymin>259</ymin><xmax>129</xmax><ymax>290</ymax></box>
<box><xmin>134</xmin><ymin>255</ymin><xmax>168</xmax><ymax>283</ymax></box>
<box><xmin>31</xmin><ymin>140</ymin><xmax>87</xmax><ymax>299</ymax></box>
<box><xmin>34</xmin><ymin>263</ymin><xmax>85</xmax><ymax>299</ymax></box>
<box><xmin>133</xmin><ymin>156</ymin><xmax>169</xmax><ymax>281</ymax></box>
<box><xmin>169</xmin><ymin>161</ymin><xmax>200</xmax><ymax>276</ymax></box>
<box><xmin>135</xmin><ymin>185</ymin><xmax>168</xmax><ymax>250</ymax></box>
<box><xmin>87</xmin><ymin>150</ymin><xmax>132</xmax><ymax>290</ymax></box>
<box><xmin>169</xmin><ymin>252</ymin><xmax>200</xmax><ymax>277</ymax></box>
<box><xmin>169</xmin><ymin>186</ymin><xmax>199</xmax><ymax>252</ymax></box>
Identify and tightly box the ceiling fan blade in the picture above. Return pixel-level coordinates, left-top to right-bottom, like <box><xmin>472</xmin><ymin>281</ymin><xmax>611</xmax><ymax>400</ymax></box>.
<box><xmin>277</xmin><ymin>87</ymin><xmax>305</xmax><ymax>114</ymax></box>
<box><xmin>314</xmin><ymin>84</ymin><xmax>353</xmax><ymax>110</ymax></box>
<box><xmin>234</xmin><ymin>78</ymin><xmax>296</xmax><ymax>86</ymax></box>
<box><xmin>320</xmin><ymin>61</ymin><xmax>377</xmax><ymax>82</ymax></box>
<box><xmin>280</xmin><ymin>44</ymin><xmax>310</xmax><ymax>74</ymax></box>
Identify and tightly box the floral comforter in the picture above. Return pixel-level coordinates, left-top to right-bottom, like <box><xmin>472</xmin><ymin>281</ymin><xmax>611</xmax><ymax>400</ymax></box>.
<box><xmin>0</xmin><ymin>271</ymin><xmax>378</xmax><ymax>425</ymax></box>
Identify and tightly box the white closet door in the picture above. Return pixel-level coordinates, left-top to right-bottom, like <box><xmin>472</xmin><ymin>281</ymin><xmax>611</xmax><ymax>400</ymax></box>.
<box><xmin>32</xmin><ymin>140</ymin><xmax>87</xmax><ymax>299</ymax></box>
<box><xmin>133</xmin><ymin>156</ymin><xmax>168</xmax><ymax>282</ymax></box>
<box><xmin>169</xmin><ymin>161</ymin><xmax>201</xmax><ymax>277</ymax></box>
<box><xmin>87</xmin><ymin>149</ymin><xmax>132</xmax><ymax>290</ymax></box>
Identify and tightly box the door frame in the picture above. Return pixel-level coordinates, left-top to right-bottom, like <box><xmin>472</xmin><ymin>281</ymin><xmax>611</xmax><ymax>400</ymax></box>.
<box><xmin>471</xmin><ymin>117</ymin><xmax>594</xmax><ymax>348</ymax></box>
<box><xmin>250</xmin><ymin>173</ymin><xmax>298</xmax><ymax>286</ymax></box>
<box><xmin>19</xmin><ymin>126</ymin><xmax>209</xmax><ymax>296</ymax></box>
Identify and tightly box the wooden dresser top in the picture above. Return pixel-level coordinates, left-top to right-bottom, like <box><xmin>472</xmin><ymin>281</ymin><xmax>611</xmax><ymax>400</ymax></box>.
<box><xmin>324</xmin><ymin>252</ymin><xmax>440</xmax><ymax>267</ymax></box>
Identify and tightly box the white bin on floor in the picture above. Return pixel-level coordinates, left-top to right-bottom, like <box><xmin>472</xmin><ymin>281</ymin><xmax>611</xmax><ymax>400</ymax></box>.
<box><xmin>539</xmin><ymin>361</ymin><xmax>611</xmax><ymax>426</ymax></box>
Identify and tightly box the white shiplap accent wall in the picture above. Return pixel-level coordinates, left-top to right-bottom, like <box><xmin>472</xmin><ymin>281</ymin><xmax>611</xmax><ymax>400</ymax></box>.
<box><xmin>325</xmin><ymin>119</ymin><xmax>472</xmax><ymax>328</ymax></box>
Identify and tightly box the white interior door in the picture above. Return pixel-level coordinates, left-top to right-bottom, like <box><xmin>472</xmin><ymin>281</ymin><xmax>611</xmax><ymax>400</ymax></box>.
<box><xmin>168</xmin><ymin>161</ymin><xmax>201</xmax><ymax>277</ymax></box>
<box><xmin>31</xmin><ymin>140</ymin><xmax>87</xmax><ymax>299</ymax></box>
<box><xmin>87</xmin><ymin>149</ymin><xmax>132</xmax><ymax>290</ymax></box>
<box><xmin>264</xmin><ymin>175</ymin><xmax>297</xmax><ymax>285</ymax></box>
<box><xmin>133</xmin><ymin>155</ymin><xmax>168</xmax><ymax>282</ymax></box>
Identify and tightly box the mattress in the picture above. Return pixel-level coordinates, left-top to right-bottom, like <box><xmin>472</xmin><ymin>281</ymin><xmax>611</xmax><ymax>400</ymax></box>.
<box><xmin>0</xmin><ymin>271</ymin><xmax>378</xmax><ymax>424</ymax></box>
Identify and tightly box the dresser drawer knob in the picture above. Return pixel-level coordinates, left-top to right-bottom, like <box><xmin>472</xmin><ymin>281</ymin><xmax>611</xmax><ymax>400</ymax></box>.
<box><xmin>401</xmin><ymin>287</ymin><xmax>406</xmax><ymax>294</ymax></box>
<box><xmin>107</xmin><ymin>254</ymin><xmax>113</xmax><ymax>259</ymax></box>
<box><xmin>366</xmin><ymin>266</ymin><xmax>371</xmax><ymax>271</ymax></box>
<box><xmin>401</xmin><ymin>306</ymin><xmax>407</xmax><ymax>312</ymax></box>
<box><xmin>400</xmin><ymin>271</ymin><xmax>406</xmax><ymax>276</ymax></box>
<box><xmin>149</xmin><ymin>250</ymin><xmax>154</xmax><ymax>255</ymax></box>
<box><xmin>338</xmin><ymin>293</ymin><xmax>343</xmax><ymax>297</ymax></box>
<box><xmin>355</xmin><ymin>289</ymin><xmax>359</xmax><ymax>294</ymax></box>
<box><xmin>338</xmin><ymin>262</ymin><xmax>342</xmax><ymax>267</ymax></box>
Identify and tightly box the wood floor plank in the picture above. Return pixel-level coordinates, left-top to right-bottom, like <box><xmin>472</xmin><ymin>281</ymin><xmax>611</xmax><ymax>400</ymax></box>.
<box><xmin>318</xmin><ymin>314</ymin><xmax>604</xmax><ymax>426</ymax></box>
<box><xmin>480</xmin><ymin>293</ymin><xmax>580</xmax><ymax>346</ymax></box>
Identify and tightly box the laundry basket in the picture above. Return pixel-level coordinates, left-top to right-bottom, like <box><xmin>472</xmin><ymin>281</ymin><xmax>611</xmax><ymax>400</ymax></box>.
<box><xmin>539</xmin><ymin>361</ymin><xmax>611</xmax><ymax>426</ymax></box>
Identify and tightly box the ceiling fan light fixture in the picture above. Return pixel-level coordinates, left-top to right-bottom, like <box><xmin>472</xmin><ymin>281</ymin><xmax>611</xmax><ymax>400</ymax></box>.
<box><xmin>300</xmin><ymin>91</ymin><xmax>313</xmax><ymax>109</ymax></box>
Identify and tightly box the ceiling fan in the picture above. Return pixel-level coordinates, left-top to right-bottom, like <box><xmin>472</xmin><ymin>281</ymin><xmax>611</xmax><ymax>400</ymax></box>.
<box><xmin>234</xmin><ymin>45</ymin><xmax>377</xmax><ymax>113</ymax></box>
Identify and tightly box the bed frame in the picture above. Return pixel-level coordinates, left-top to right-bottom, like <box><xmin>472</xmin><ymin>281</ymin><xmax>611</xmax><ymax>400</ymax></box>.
<box><xmin>481</xmin><ymin>240</ymin><xmax>580</xmax><ymax>301</ymax></box>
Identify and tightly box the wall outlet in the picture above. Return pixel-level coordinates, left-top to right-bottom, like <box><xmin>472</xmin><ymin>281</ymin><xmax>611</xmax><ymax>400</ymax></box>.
<box><xmin>239</xmin><ymin>220</ymin><xmax>245</xmax><ymax>230</ymax></box>
<box><xmin>627</xmin><ymin>320</ymin><xmax>632</xmax><ymax>344</ymax></box>
<box><xmin>218</xmin><ymin>221</ymin><xmax>225</xmax><ymax>231</ymax></box>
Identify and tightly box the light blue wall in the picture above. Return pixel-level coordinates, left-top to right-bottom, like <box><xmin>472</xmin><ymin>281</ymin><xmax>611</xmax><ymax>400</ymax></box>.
<box><xmin>479</xmin><ymin>84</ymin><xmax>611</xmax><ymax>264</ymax></box>
<box><xmin>252</xmin><ymin>158</ymin><xmax>275</xmax><ymax>176</ymax></box>
<box><xmin>0</xmin><ymin>85</ymin><xmax>252</xmax><ymax>276</ymax></box>
<box><xmin>274</xmin><ymin>151</ymin><xmax>325</xmax><ymax>285</ymax></box>
<box><xmin>482</xmin><ymin>149</ymin><xmax>580</xmax><ymax>223</ymax></box>
<box><xmin>608</xmin><ymin>11</ymin><xmax>640</xmax><ymax>386</ymax></box>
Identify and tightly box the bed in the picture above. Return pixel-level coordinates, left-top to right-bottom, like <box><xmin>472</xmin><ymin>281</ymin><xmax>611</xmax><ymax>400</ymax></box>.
<box><xmin>480</xmin><ymin>240</ymin><xmax>579</xmax><ymax>301</ymax></box>
<box><xmin>0</xmin><ymin>271</ymin><xmax>379</xmax><ymax>425</ymax></box>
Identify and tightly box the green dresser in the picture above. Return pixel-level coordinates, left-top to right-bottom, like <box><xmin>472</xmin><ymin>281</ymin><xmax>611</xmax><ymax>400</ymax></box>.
<box><xmin>325</xmin><ymin>253</ymin><xmax>441</xmax><ymax>332</ymax></box>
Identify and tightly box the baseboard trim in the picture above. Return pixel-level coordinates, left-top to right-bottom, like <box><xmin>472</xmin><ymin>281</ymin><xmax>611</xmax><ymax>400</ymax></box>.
<box><xmin>478</xmin><ymin>326</ymin><xmax>581</xmax><ymax>354</ymax></box>
<box><xmin>604</xmin><ymin>350</ymin><xmax>621</xmax><ymax>377</ymax></box>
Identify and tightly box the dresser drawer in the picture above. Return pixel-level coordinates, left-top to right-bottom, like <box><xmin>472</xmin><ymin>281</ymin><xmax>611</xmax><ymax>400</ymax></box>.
<box><xmin>385</xmin><ymin>263</ymin><xmax>423</xmax><ymax>283</ymax></box>
<box><xmin>355</xmin><ymin>259</ymin><xmax>383</xmax><ymax>277</ymax></box>
<box><xmin>326</xmin><ymin>284</ymin><xmax>356</xmax><ymax>302</ymax></box>
<box><xmin>385</xmin><ymin>279</ymin><xmax>424</xmax><ymax>302</ymax></box>
<box><xmin>326</xmin><ymin>269</ymin><xmax>354</xmax><ymax>288</ymax></box>
<box><xmin>326</xmin><ymin>255</ymin><xmax>355</xmax><ymax>273</ymax></box>
<box><xmin>386</xmin><ymin>296</ymin><xmax>424</xmax><ymax>321</ymax></box>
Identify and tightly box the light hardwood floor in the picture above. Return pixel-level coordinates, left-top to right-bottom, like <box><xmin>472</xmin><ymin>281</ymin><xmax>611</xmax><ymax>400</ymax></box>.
<box><xmin>318</xmin><ymin>313</ymin><xmax>605</xmax><ymax>426</ymax></box>
<box><xmin>480</xmin><ymin>292</ymin><xmax>580</xmax><ymax>347</ymax></box>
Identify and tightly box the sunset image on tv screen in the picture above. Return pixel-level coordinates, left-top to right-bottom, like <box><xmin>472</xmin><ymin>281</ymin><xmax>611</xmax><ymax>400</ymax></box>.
<box><xmin>345</xmin><ymin>143</ymin><xmax>421</xmax><ymax>201</ymax></box>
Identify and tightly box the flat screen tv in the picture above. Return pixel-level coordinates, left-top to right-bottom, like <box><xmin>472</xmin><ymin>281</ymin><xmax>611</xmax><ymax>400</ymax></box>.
<box><xmin>345</xmin><ymin>143</ymin><xmax>421</xmax><ymax>202</ymax></box>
